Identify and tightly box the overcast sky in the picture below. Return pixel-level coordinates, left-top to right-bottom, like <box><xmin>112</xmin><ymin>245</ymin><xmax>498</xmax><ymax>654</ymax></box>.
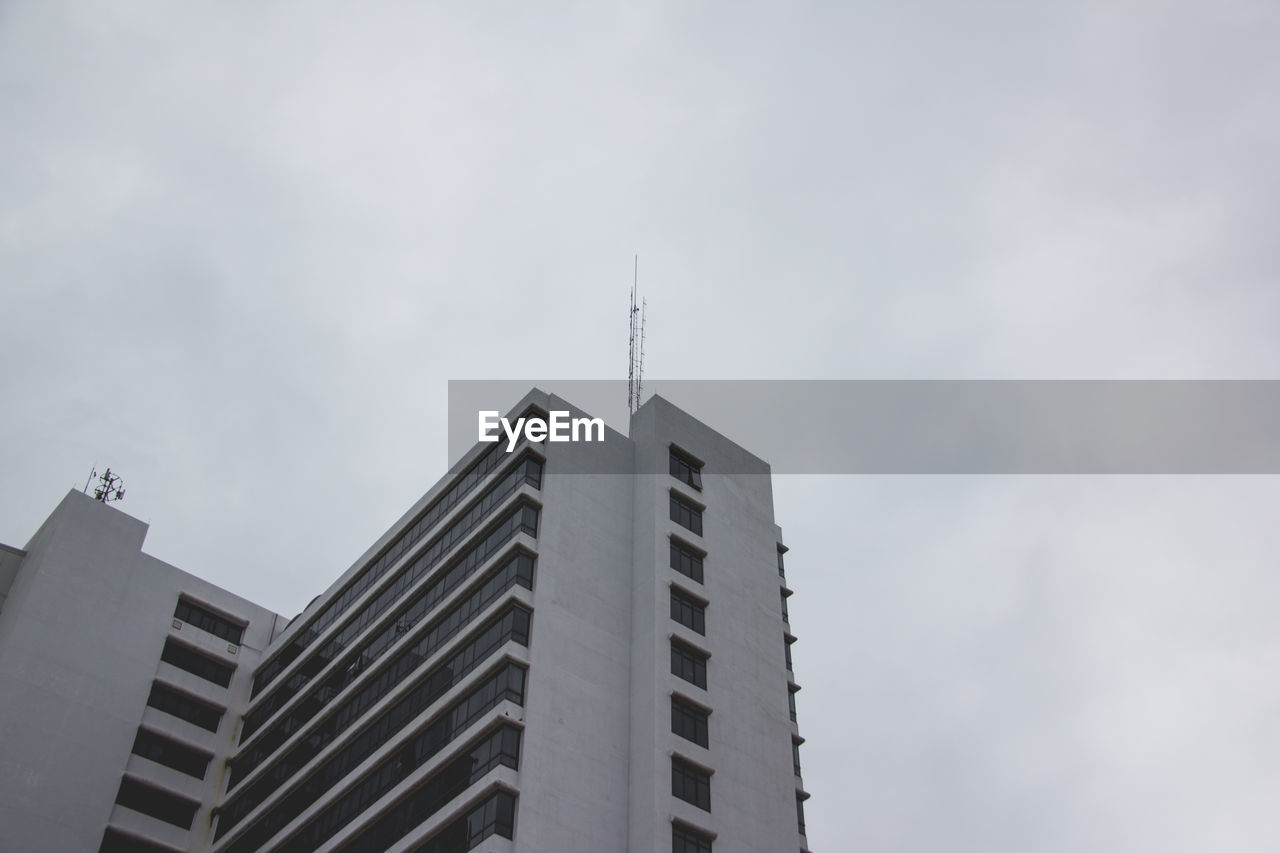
<box><xmin>3</xmin><ymin>3</ymin><xmax>1279</xmax><ymax>851</ymax></box>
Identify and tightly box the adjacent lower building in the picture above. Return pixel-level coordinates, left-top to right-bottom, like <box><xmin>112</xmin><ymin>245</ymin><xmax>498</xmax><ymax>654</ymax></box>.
<box><xmin>0</xmin><ymin>390</ymin><xmax>811</xmax><ymax>852</ymax></box>
<box><xmin>0</xmin><ymin>485</ymin><xmax>283</xmax><ymax>852</ymax></box>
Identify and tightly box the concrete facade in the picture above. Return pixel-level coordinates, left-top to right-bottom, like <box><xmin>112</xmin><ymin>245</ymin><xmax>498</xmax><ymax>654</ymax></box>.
<box><xmin>0</xmin><ymin>490</ymin><xmax>282</xmax><ymax>852</ymax></box>
<box><xmin>0</xmin><ymin>390</ymin><xmax>809</xmax><ymax>852</ymax></box>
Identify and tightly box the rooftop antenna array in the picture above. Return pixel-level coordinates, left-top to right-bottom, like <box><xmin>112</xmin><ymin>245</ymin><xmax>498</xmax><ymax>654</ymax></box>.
<box><xmin>627</xmin><ymin>255</ymin><xmax>647</xmax><ymax>414</ymax></box>
<box><xmin>83</xmin><ymin>467</ymin><xmax>126</xmax><ymax>503</ymax></box>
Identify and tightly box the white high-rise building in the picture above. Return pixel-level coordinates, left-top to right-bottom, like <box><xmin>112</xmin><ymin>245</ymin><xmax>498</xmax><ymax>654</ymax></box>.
<box><xmin>0</xmin><ymin>390</ymin><xmax>811</xmax><ymax>852</ymax></box>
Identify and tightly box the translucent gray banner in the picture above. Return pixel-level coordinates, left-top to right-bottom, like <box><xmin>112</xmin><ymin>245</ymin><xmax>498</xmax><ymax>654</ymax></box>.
<box><xmin>447</xmin><ymin>380</ymin><xmax>1280</xmax><ymax>474</ymax></box>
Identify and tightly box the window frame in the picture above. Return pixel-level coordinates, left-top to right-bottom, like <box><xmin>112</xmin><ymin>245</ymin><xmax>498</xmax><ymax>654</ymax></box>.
<box><xmin>669</xmin><ymin>445</ymin><xmax>704</xmax><ymax>491</ymax></box>
<box><xmin>671</xmin><ymin>755</ymin><xmax>712</xmax><ymax>811</ymax></box>
<box><xmin>147</xmin><ymin>682</ymin><xmax>224</xmax><ymax>732</ymax></box>
<box><xmin>131</xmin><ymin>727</ymin><xmax>213</xmax><ymax>779</ymax></box>
<box><xmin>671</xmin><ymin>694</ymin><xmax>710</xmax><ymax>748</ymax></box>
<box><xmin>161</xmin><ymin>638</ymin><xmax>235</xmax><ymax>688</ymax></box>
<box><xmin>672</xmin><ymin>820</ymin><xmax>715</xmax><ymax>853</ymax></box>
<box><xmin>669</xmin><ymin>537</ymin><xmax>705</xmax><ymax>584</ymax></box>
<box><xmin>114</xmin><ymin>775</ymin><xmax>201</xmax><ymax>829</ymax></box>
<box><xmin>670</xmin><ymin>639</ymin><xmax>708</xmax><ymax>690</ymax></box>
<box><xmin>174</xmin><ymin>597</ymin><xmax>246</xmax><ymax>645</ymax></box>
<box><xmin>670</xmin><ymin>586</ymin><xmax>707</xmax><ymax>636</ymax></box>
<box><xmin>669</xmin><ymin>491</ymin><xmax>704</xmax><ymax>537</ymax></box>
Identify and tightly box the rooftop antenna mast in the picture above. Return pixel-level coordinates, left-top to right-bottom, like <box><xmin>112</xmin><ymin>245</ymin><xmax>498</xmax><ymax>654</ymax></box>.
<box><xmin>83</xmin><ymin>467</ymin><xmax>126</xmax><ymax>503</ymax></box>
<box><xmin>627</xmin><ymin>256</ymin><xmax>647</xmax><ymax>414</ymax></box>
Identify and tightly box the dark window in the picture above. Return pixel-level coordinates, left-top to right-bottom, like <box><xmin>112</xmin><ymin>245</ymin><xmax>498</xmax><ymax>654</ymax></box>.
<box><xmin>669</xmin><ymin>449</ymin><xmax>703</xmax><ymax>490</ymax></box>
<box><xmin>99</xmin><ymin>827</ymin><xmax>183</xmax><ymax>853</ymax></box>
<box><xmin>670</xmin><ymin>588</ymin><xmax>706</xmax><ymax>635</ymax></box>
<box><xmin>114</xmin><ymin>776</ymin><xmax>200</xmax><ymax>829</ymax></box>
<box><xmin>670</xmin><ymin>540</ymin><xmax>704</xmax><ymax>584</ymax></box>
<box><xmin>788</xmin><ymin>685</ymin><xmax>799</xmax><ymax>722</ymax></box>
<box><xmin>131</xmin><ymin>728</ymin><xmax>211</xmax><ymax>779</ymax></box>
<box><xmin>792</xmin><ymin>738</ymin><xmax>803</xmax><ymax>776</ymax></box>
<box><xmin>252</xmin><ymin>446</ymin><xmax>543</xmax><ymax>697</ymax></box>
<box><xmin>784</xmin><ymin>636</ymin><xmax>794</xmax><ymax>672</ymax></box>
<box><xmin>671</xmin><ymin>696</ymin><xmax>709</xmax><ymax>748</ymax></box>
<box><xmin>671</xmin><ymin>640</ymin><xmax>707</xmax><ymax>690</ymax></box>
<box><xmin>146</xmin><ymin>682</ymin><xmax>222</xmax><ymax>732</ymax></box>
<box><xmin>217</xmin><ymin>612</ymin><xmax>530</xmax><ymax>843</ymax></box>
<box><xmin>341</xmin><ymin>789</ymin><xmax>516</xmax><ymax>853</ymax></box>
<box><xmin>242</xmin><ymin>498</ymin><xmax>539</xmax><ymax>742</ymax></box>
<box><xmin>234</xmin><ymin>549</ymin><xmax>535</xmax><ymax>783</ymax></box>
<box><xmin>797</xmin><ymin>794</ymin><xmax>807</xmax><ymax>835</ymax></box>
<box><xmin>672</xmin><ymin>822</ymin><xmax>714</xmax><ymax>853</ymax></box>
<box><xmin>174</xmin><ymin>598</ymin><xmax>245</xmax><ymax>645</ymax></box>
<box><xmin>669</xmin><ymin>493</ymin><xmax>703</xmax><ymax>536</ymax></box>
<box><xmin>777</xmin><ymin>547</ymin><xmax>786</xmax><ymax>577</ymax></box>
<box><xmin>672</xmin><ymin>757</ymin><xmax>711</xmax><ymax>811</ymax></box>
<box><xmin>161</xmin><ymin>639</ymin><xmax>234</xmax><ymax>688</ymax></box>
<box><xmin>274</xmin><ymin>726</ymin><xmax>521</xmax><ymax>853</ymax></box>
<box><xmin>780</xmin><ymin>590</ymin><xmax>790</xmax><ymax>623</ymax></box>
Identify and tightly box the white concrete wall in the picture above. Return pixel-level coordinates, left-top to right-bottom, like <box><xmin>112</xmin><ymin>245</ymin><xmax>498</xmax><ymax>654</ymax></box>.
<box><xmin>516</xmin><ymin>394</ymin><xmax>637</xmax><ymax>851</ymax></box>
<box><xmin>627</xmin><ymin>396</ymin><xmax>803</xmax><ymax>852</ymax></box>
<box><xmin>491</xmin><ymin>392</ymin><xmax>806</xmax><ymax>851</ymax></box>
<box><xmin>0</xmin><ymin>490</ymin><xmax>279</xmax><ymax>853</ymax></box>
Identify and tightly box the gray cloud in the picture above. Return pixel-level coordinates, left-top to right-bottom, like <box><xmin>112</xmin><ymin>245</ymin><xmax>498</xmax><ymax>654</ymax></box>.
<box><xmin>3</xmin><ymin>2</ymin><xmax>1278</xmax><ymax>849</ymax></box>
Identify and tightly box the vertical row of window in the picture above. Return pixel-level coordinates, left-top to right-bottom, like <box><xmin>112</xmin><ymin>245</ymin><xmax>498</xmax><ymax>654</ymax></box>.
<box><xmin>153</xmin><ymin>585</ymin><xmax>238</xmax><ymax>829</ymax></box>
<box><xmin>108</xmin><ymin>705</ymin><xmax>214</xmax><ymax>846</ymax></box>
<box><xmin>106</xmin><ymin>619</ymin><xmax>236</xmax><ymax>847</ymax></box>
<box><xmin>667</xmin><ymin>448</ymin><xmax>716</xmax><ymax>850</ymax></box>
